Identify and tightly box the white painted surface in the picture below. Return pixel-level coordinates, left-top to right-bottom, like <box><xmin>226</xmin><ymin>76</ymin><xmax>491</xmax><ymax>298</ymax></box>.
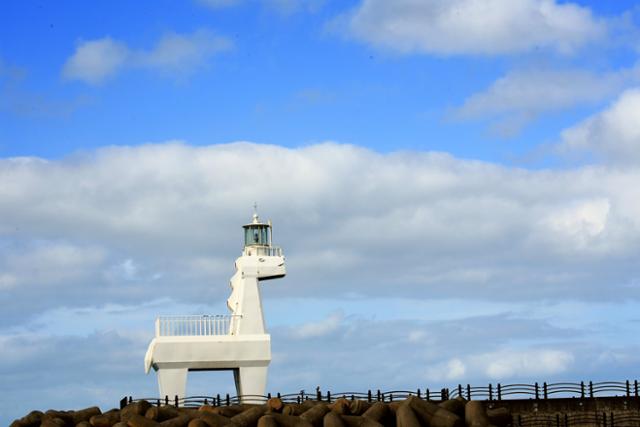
<box><xmin>145</xmin><ymin>212</ymin><xmax>285</xmax><ymax>403</ymax></box>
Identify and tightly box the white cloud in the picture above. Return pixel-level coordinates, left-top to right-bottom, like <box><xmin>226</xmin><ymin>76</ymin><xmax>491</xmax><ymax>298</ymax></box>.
<box><xmin>452</xmin><ymin>66</ymin><xmax>640</xmax><ymax>136</ymax></box>
<box><xmin>474</xmin><ymin>349</ymin><xmax>575</xmax><ymax>378</ymax></box>
<box><xmin>559</xmin><ymin>88</ymin><xmax>640</xmax><ymax>164</ymax></box>
<box><xmin>1</xmin><ymin>141</ymin><xmax>640</xmax><ymax>328</ymax></box>
<box><xmin>425</xmin><ymin>358</ymin><xmax>467</xmax><ymax>381</ymax></box>
<box><xmin>0</xmin><ymin>242</ymin><xmax>106</xmax><ymax>290</ymax></box>
<box><xmin>343</xmin><ymin>0</ymin><xmax>606</xmax><ymax>56</ymax></box>
<box><xmin>291</xmin><ymin>311</ymin><xmax>344</xmax><ymax>339</ymax></box>
<box><xmin>62</xmin><ymin>37</ymin><xmax>129</xmax><ymax>84</ymax></box>
<box><xmin>62</xmin><ymin>30</ymin><xmax>232</xmax><ymax>84</ymax></box>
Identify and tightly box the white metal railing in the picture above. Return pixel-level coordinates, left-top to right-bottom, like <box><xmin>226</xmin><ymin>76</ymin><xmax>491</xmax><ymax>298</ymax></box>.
<box><xmin>155</xmin><ymin>315</ymin><xmax>241</xmax><ymax>337</ymax></box>
<box><xmin>244</xmin><ymin>246</ymin><xmax>283</xmax><ymax>257</ymax></box>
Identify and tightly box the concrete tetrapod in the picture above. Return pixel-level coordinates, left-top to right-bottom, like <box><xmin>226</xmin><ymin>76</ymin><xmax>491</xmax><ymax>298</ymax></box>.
<box><xmin>258</xmin><ymin>413</ymin><xmax>313</xmax><ymax>427</ymax></box>
<box><xmin>300</xmin><ymin>404</ymin><xmax>330</xmax><ymax>427</ymax></box>
<box><xmin>439</xmin><ymin>399</ymin><xmax>467</xmax><ymax>418</ymax></box>
<box><xmin>407</xmin><ymin>396</ymin><xmax>464</xmax><ymax>427</ymax></box>
<box><xmin>464</xmin><ymin>401</ymin><xmax>495</xmax><ymax>427</ymax></box>
<box><xmin>396</xmin><ymin>403</ymin><xmax>421</xmax><ymax>427</ymax></box>
<box><xmin>361</xmin><ymin>402</ymin><xmax>391</xmax><ymax>425</ymax></box>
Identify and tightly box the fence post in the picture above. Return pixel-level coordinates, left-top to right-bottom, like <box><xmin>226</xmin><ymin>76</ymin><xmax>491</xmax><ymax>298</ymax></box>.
<box><xmin>635</xmin><ymin>380</ymin><xmax>639</xmax><ymax>397</ymax></box>
<box><xmin>489</xmin><ymin>384</ymin><xmax>493</xmax><ymax>401</ymax></box>
<box><xmin>226</xmin><ymin>394</ymin><xmax>230</xmax><ymax>406</ymax></box>
<box><xmin>426</xmin><ymin>389</ymin><xmax>430</xmax><ymax>401</ymax></box>
<box><xmin>166</xmin><ymin>395</ymin><xmax>170</xmax><ymax>406</ymax></box>
<box><xmin>119</xmin><ymin>397</ymin><xmax>128</xmax><ymax>410</ymax></box>
<box><xmin>327</xmin><ymin>391</ymin><xmax>331</xmax><ymax>403</ymax></box>
<box><xmin>458</xmin><ymin>384</ymin><xmax>463</xmax><ymax>398</ymax></box>
<box><xmin>417</xmin><ymin>389</ymin><xmax>421</xmax><ymax>399</ymax></box>
<box><xmin>129</xmin><ymin>396</ymin><xmax>133</xmax><ymax>404</ymax></box>
<box><xmin>441</xmin><ymin>388</ymin><xmax>447</xmax><ymax>401</ymax></box>
<box><xmin>367</xmin><ymin>390</ymin><xmax>372</xmax><ymax>402</ymax></box>
<box><xmin>497</xmin><ymin>383</ymin><xmax>502</xmax><ymax>400</ymax></box>
<box><xmin>580</xmin><ymin>381</ymin><xmax>585</xmax><ymax>399</ymax></box>
<box><xmin>377</xmin><ymin>390</ymin><xmax>381</xmax><ymax>401</ymax></box>
<box><xmin>535</xmin><ymin>383</ymin><xmax>539</xmax><ymax>400</ymax></box>
<box><xmin>544</xmin><ymin>382</ymin><xmax>548</xmax><ymax>399</ymax></box>
<box><xmin>626</xmin><ymin>380</ymin><xmax>630</xmax><ymax>397</ymax></box>
<box><xmin>589</xmin><ymin>381</ymin><xmax>593</xmax><ymax>398</ymax></box>
<box><xmin>216</xmin><ymin>394</ymin><xmax>221</xmax><ymax>406</ymax></box>
<box><xmin>390</xmin><ymin>393</ymin><xmax>394</xmax><ymax>402</ymax></box>
<box><xmin>277</xmin><ymin>392</ymin><xmax>281</xmax><ymax>399</ymax></box>
<box><xmin>467</xmin><ymin>384</ymin><xmax>472</xmax><ymax>400</ymax></box>
<box><xmin>319</xmin><ymin>389</ymin><xmax>323</xmax><ymax>401</ymax></box>
<box><xmin>157</xmin><ymin>399</ymin><xmax>161</xmax><ymax>407</ymax></box>
<box><xmin>174</xmin><ymin>395</ymin><xmax>179</xmax><ymax>408</ymax></box>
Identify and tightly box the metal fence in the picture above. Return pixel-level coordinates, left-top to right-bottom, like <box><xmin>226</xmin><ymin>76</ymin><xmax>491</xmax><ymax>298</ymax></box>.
<box><xmin>155</xmin><ymin>315</ymin><xmax>240</xmax><ymax>337</ymax></box>
<box><xmin>516</xmin><ymin>412</ymin><xmax>640</xmax><ymax>427</ymax></box>
<box><xmin>446</xmin><ymin>381</ymin><xmax>640</xmax><ymax>401</ymax></box>
<box><xmin>121</xmin><ymin>379</ymin><xmax>640</xmax><ymax>410</ymax></box>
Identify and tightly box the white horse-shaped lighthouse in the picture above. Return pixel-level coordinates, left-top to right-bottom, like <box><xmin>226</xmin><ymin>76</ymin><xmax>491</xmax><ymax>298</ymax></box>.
<box><xmin>144</xmin><ymin>211</ymin><xmax>285</xmax><ymax>402</ymax></box>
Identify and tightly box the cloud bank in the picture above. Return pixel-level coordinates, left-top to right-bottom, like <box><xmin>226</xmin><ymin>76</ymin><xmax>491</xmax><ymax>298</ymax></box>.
<box><xmin>1</xmin><ymin>140</ymin><xmax>640</xmax><ymax>327</ymax></box>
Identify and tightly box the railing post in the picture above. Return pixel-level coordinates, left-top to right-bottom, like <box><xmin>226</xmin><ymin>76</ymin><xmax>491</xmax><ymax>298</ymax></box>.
<box><xmin>377</xmin><ymin>390</ymin><xmax>381</xmax><ymax>401</ymax></box>
<box><xmin>489</xmin><ymin>384</ymin><xmax>493</xmax><ymax>401</ymax></box>
<box><xmin>544</xmin><ymin>382</ymin><xmax>548</xmax><ymax>399</ymax></box>
<box><xmin>635</xmin><ymin>380</ymin><xmax>639</xmax><ymax>397</ymax></box>
<box><xmin>467</xmin><ymin>384</ymin><xmax>472</xmax><ymax>400</ymax></box>
<box><xmin>535</xmin><ymin>382</ymin><xmax>539</xmax><ymax>400</ymax></box>
<box><xmin>417</xmin><ymin>388</ymin><xmax>421</xmax><ymax>399</ymax></box>
<box><xmin>581</xmin><ymin>381</ymin><xmax>585</xmax><ymax>399</ymax></box>
<box><xmin>589</xmin><ymin>381</ymin><xmax>593</xmax><ymax>398</ymax></box>
<box><xmin>327</xmin><ymin>391</ymin><xmax>331</xmax><ymax>403</ymax></box>
<box><xmin>367</xmin><ymin>390</ymin><xmax>372</xmax><ymax>402</ymax></box>
<box><xmin>216</xmin><ymin>394</ymin><xmax>221</xmax><ymax>406</ymax></box>
<box><xmin>497</xmin><ymin>383</ymin><xmax>502</xmax><ymax>400</ymax></box>
<box><xmin>626</xmin><ymin>380</ymin><xmax>631</xmax><ymax>397</ymax></box>
<box><xmin>174</xmin><ymin>395</ymin><xmax>179</xmax><ymax>408</ymax></box>
<box><xmin>458</xmin><ymin>384</ymin><xmax>463</xmax><ymax>398</ymax></box>
<box><xmin>426</xmin><ymin>389</ymin><xmax>430</xmax><ymax>401</ymax></box>
<box><xmin>226</xmin><ymin>394</ymin><xmax>230</xmax><ymax>406</ymax></box>
<box><xmin>165</xmin><ymin>395</ymin><xmax>169</xmax><ymax>406</ymax></box>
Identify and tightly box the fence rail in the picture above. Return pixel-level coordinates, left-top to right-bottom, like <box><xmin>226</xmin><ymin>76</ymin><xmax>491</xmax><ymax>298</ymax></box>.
<box><xmin>245</xmin><ymin>246</ymin><xmax>283</xmax><ymax>257</ymax></box>
<box><xmin>155</xmin><ymin>315</ymin><xmax>241</xmax><ymax>337</ymax></box>
<box><xmin>121</xmin><ymin>379</ymin><xmax>640</xmax><ymax>410</ymax></box>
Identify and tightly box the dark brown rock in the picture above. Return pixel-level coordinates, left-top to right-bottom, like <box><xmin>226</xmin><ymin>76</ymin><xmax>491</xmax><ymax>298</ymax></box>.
<box><xmin>300</xmin><ymin>404</ymin><xmax>330</xmax><ymax>427</ymax></box>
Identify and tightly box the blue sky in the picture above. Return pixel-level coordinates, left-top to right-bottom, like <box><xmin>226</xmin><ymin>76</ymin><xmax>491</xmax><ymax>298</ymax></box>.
<box><xmin>2</xmin><ymin>0</ymin><xmax>640</xmax><ymax>425</ymax></box>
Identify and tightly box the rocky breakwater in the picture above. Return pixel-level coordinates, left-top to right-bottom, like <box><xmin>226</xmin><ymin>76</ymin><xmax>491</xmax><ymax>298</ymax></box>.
<box><xmin>10</xmin><ymin>396</ymin><xmax>513</xmax><ymax>427</ymax></box>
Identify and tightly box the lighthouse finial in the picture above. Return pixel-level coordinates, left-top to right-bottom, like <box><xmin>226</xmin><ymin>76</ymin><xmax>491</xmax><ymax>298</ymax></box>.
<box><xmin>252</xmin><ymin>202</ymin><xmax>259</xmax><ymax>223</ymax></box>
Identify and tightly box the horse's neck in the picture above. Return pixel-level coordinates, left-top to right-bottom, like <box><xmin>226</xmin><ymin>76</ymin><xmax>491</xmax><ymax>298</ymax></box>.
<box><xmin>229</xmin><ymin>273</ymin><xmax>266</xmax><ymax>335</ymax></box>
